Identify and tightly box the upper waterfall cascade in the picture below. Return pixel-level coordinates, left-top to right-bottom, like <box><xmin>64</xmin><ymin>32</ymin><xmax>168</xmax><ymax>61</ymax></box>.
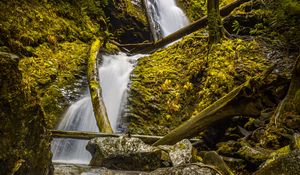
<box><xmin>147</xmin><ymin>0</ymin><xmax>189</xmax><ymax>39</ymax></box>
<box><xmin>51</xmin><ymin>0</ymin><xmax>188</xmax><ymax>165</ymax></box>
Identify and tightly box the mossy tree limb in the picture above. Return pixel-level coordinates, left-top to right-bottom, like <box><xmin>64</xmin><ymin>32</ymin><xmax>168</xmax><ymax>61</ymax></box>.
<box><xmin>153</xmin><ymin>67</ymin><xmax>275</xmax><ymax>146</ymax></box>
<box><xmin>88</xmin><ymin>39</ymin><xmax>113</xmax><ymax>133</ymax></box>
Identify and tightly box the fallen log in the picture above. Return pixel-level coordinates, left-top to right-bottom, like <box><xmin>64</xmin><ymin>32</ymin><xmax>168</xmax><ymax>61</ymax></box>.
<box><xmin>153</xmin><ymin>66</ymin><xmax>275</xmax><ymax>146</ymax></box>
<box><xmin>130</xmin><ymin>0</ymin><xmax>250</xmax><ymax>53</ymax></box>
<box><xmin>88</xmin><ymin>39</ymin><xmax>113</xmax><ymax>133</ymax></box>
<box><xmin>50</xmin><ymin>130</ymin><xmax>200</xmax><ymax>144</ymax></box>
<box><xmin>110</xmin><ymin>40</ymin><xmax>153</xmax><ymax>51</ymax></box>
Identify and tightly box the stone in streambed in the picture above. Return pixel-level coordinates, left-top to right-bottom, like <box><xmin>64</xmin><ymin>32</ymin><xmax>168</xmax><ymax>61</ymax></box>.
<box><xmin>158</xmin><ymin>139</ymin><xmax>197</xmax><ymax>166</ymax></box>
<box><xmin>86</xmin><ymin>136</ymin><xmax>171</xmax><ymax>171</ymax></box>
<box><xmin>142</xmin><ymin>164</ymin><xmax>221</xmax><ymax>175</ymax></box>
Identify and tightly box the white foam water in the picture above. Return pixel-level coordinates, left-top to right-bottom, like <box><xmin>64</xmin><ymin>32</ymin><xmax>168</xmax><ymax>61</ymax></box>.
<box><xmin>51</xmin><ymin>53</ymin><xmax>143</xmax><ymax>164</ymax></box>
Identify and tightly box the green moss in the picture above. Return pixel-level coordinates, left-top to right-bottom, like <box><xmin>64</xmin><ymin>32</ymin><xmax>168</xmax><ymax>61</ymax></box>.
<box><xmin>0</xmin><ymin>0</ymin><xmax>150</xmax><ymax>174</ymax></box>
<box><xmin>178</xmin><ymin>0</ymin><xmax>235</xmax><ymax>21</ymax></box>
<box><xmin>18</xmin><ymin>41</ymin><xmax>89</xmax><ymax>127</ymax></box>
<box><xmin>224</xmin><ymin>0</ymin><xmax>300</xmax><ymax>48</ymax></box>
<box><xmin>127</xmin><ymin>30</ymin><xmax>267</xmax><ymax>135</ymax></box>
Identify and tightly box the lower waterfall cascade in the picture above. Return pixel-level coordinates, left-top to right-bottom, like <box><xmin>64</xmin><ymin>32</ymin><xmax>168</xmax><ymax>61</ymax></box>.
<box><xmin>51</xmin><ymin>53</ymin><xmax>143</xmax><ymax>164</ymax></box>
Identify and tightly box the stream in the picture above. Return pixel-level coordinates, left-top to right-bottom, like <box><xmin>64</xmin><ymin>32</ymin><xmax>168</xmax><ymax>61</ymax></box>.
<box><xmin>51</xmin><ymin>0</ymin><xmax>189</xmax><ymax>165</ymax></box>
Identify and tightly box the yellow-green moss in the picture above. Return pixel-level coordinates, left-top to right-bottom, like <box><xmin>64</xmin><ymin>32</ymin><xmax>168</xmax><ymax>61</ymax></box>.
<box><xmin>19</xmin><ymin>41</ymin><xmax>89</xmax><ymax>127</ymax></box>
<box><xmin>0</xmin><ymin>0</ymin><xmax>149</xmax><ymax>174</ymax></box>
<box><xmin>178</xmin><ymin>0</ymin><xmax>235</xmax><ymax>21</ymax></box>
<box><xmin>128</xmin><ymin>30</ymin><xmax>267</xmax><ymax>135</ymax></box>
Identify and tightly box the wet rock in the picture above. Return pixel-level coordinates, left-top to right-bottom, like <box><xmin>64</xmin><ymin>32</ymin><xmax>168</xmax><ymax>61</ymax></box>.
<box><xmin>54</xmin><ymin>163</ymin><xmax>222</xmax><ymax>175</ymax></box>
<box><xmin>158</xmin><ymin>139</ymin><xmax>196</xmax><ymax>166</ymax></box>
<box><xmin>143</xmin><ymin>164</ymin><xmax>221</xmax><ymax>175</ymax></box>
<box><xmin>254</xmin><ymin>149</ymin><xmax>300</xmax><ymax>175</ymax></box>
<box><xmin>54</xmin><ymin>164</ymin><xmax>141</xmax><ymax>175</ymax></box>
<box><xmin>86</xmin><ymin>136</ymin><xmax>171</xmax><ymax>171</ymax></box>
<box><xmin>201</xmin><ymin>151</ymin><xmax>234</xmax><ymax>175</ymax></box>
<box><xmin>262</xmin><ymin>134</ymin><xmax>300</xmax><ymax>167</ymax></box>
<box><xmin>237</xmin><ymin>144</ymin><xmax>272</xmax><ymax>165</ymax></box>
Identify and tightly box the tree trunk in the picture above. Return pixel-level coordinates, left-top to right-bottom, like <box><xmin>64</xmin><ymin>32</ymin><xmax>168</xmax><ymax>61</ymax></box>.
<box><xmin>88</xmin><ymin>39</ymin><xmax>113</xmax><ymax>133</ymax></box>
<box><xmin>207</xmin><ymin>0</ymin><xmax>224</xmax><ymax>44</ymax></box>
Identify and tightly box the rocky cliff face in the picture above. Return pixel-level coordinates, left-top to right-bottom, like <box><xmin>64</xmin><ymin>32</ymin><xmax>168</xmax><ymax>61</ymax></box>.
<box><xmin>0</xmin><ymin>0</ymin><xmax>149</xmax><ymax>174</ymax></box>
<box><xmin>0</xmin><ymin>52</ymin><xmax>52</xmax><ymax>174</ymax></box>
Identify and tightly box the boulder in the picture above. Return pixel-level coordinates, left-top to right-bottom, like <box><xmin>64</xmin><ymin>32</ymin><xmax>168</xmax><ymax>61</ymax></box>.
<box><xmin>237</xmin><ymin>144</ymin><xmax>272</xmax><ymax>165</ymax></box>
<box><xmin>254</xmin><ymin>149</ymin><xmax>300</xmax><ymax>175</ymax></box>
<box><xmin>54</xmin><ymin>164</ymin><xmax>141</xmax><ymax>175</ymax></box>
<box><xmin>158</xmin><ymin>139</ymin><xmax>196</xmax><ymax>166</ymax></box>
<box><xmin>142</xmin><ymin>164</ymin><xmax>221</xmax><ymax>175</ymax></box>
<box><xmin>86</xmin><ymin>136</ymin><xmax>171</xmax><ymax>171</ymax></box>
<box><xmin>201</xmin><ymin>151</ymin><xmax>234</xmax><ymax>175</ymax></box>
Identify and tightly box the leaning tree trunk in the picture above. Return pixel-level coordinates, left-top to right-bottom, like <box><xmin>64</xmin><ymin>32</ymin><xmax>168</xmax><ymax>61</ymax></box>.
<box><xmin>88</xmin><ymin>39</ymin><xmax>113</xmax><ymax>133</ymax></box>
<box><xmin>207</xmin><ymin>0</ymin><xmax>224</xmax><ymax>44</ymax></box>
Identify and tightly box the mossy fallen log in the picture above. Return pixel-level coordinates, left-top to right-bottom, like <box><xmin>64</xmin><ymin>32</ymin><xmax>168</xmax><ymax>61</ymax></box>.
<box><xmin>88</xmin><ymin>39</ymin><xmax>113</xmax><ymax>133</ymax></box>
<box><xmin>131</xmin><ymin>0</ymin><xmax>250</xmax><ymax>53</ymax></box>
<box><xmin>153</xmin><ymin>66</ymin><xmax>275</xmax><ymax>146</ymax></box>
<box><xmin>50</xmin><ymin>130</ymin><xmax>199</xmax><ymax>144</ymax></box>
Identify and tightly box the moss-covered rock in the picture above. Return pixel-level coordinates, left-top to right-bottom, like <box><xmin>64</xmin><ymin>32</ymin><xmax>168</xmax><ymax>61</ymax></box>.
<box><xmin>102</xmin><ymin>0</ymin><xmax>150</xmax><ymax>43</ymax></box>
<box><xmin>178</xmin><ymin>0</ymin><xmax>235</xmax><ymax>21</ymax></box>
<box><xmin>0</xmin><ymin>0</ymin><xmax>150</xmax><ymax>174</ymax></box>
<box><xmin>0</xmin><ymin>52</ymin><xmax>52</xmax><ymax>175</ymax></box>
<box><xmin>127</xmin><ymin>30</ymin><xmax>267</xmax><ymax>135</ymax></box>
<box><xmin>254</xmin><ymin>149</ymin><xmax>300</xmax><ymax>175</ymax></box>
<box><xmin>223</xmin><ymin>0</ymin><xmax>300</xmax><ymax>49</ymax></box>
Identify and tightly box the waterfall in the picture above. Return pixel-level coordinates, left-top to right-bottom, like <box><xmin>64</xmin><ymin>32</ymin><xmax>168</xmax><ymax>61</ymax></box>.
<box><xmin>51</xmin><ymin>53</ymin><xmax>143</xmax><ymax>164</ymax></box>
<box><xmin>147</xmin><ymin>0</ymin><xmax>189</xmax><ymax>39</ymax></box>
<box><xmin>51</xmin><ymin>0</ymin><xmax>188</xmax><ymax>165</ymax></box>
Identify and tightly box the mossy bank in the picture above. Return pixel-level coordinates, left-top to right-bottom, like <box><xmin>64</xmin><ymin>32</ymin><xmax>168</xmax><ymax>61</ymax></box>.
<box><xmin>0</xmin><ymin>0</ymin><xmax>149</xmax><ymax>174</ymax></box>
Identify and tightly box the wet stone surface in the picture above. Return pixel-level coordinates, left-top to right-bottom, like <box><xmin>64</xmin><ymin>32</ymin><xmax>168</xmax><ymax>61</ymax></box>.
<box><xmin>86</xmin><ymin>136</ymin><xmax>171</xmax><ymax>171</ymax></box>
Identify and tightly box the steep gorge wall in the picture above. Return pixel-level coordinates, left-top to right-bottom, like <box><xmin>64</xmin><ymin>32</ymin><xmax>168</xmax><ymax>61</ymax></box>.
<box><xmin>0</xmin><ymin>0</ymin><xmax>149</xmax><ymax>174</ymax></box>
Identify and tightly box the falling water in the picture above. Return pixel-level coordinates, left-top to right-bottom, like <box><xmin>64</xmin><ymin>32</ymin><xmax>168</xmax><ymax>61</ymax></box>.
<box><xmin>51</xmin><ymin>53</ymin><xmax>143</xmax><ymax>164</ymax></box>
<box><xmin>147</xmin><ymin>0</ymin><xmax>189</xmax><ymax>39</ymax></box>
<box><xmin>52</xmin><ymin>0</ymin><xmax>189</xmax><ymax>165</ymax></box>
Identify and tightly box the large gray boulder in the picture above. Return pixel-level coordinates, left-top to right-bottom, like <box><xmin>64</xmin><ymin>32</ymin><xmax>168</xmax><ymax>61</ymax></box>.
<box><xmin>86</xmin><ymin>136</ymin><xmax>171</xmax><ymax>171</ymax></box>
<box><xmin>86</xmin><ymin>137</ymin><xmax>198</xmax><ymax>171</ymax></box>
